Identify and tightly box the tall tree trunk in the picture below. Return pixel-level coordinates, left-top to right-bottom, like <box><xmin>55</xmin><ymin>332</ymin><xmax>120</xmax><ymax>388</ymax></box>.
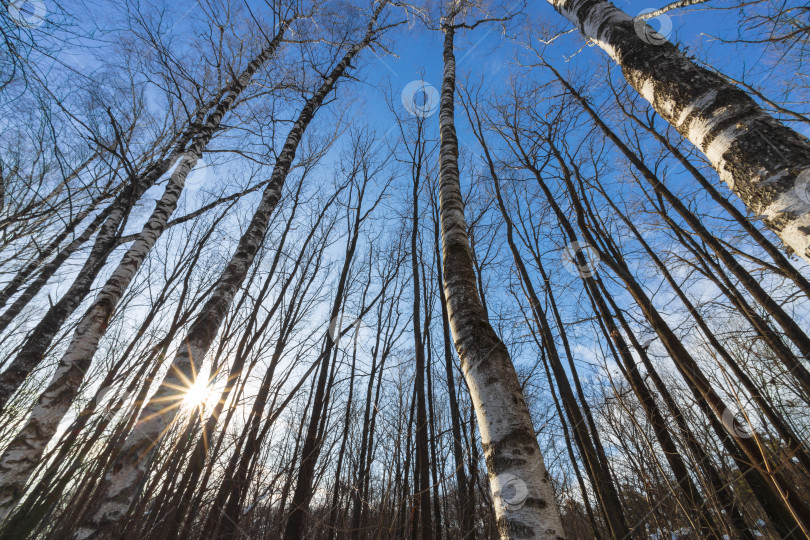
<box><xmin>545</xmin><ymin>0</ymin><xmax>810</xmax><ymax>261</ymax></box>
<box><xmin>0</xmin><ymin>153</ymin><xmax>177</xmax><ymax>410</ymax></box>
<box><xmin>438</xmin><ymin>22</ymin><xmax>564</xmax><ymax>540</ymax></box>
<box><xmin>327</xmin><ymin>335</ymin><xmax>358</xmax><ymax>540</ymax></box>
<box><xmin>409</xmin><ymin>130</ymin><xmax>433</xmax><ymax>540</ymax></box>
<box><xmin>72</xmin><ymin>7</ymin><xmax>388</xmax><ymax>535</ymax></box>
<box><xmin>551</xmin><ymin>66</ymin><xmax>810</xmax><ymax>397</ymax></box>
<box><xmin>0</xmin><ymin>19</ymin><xmax>292</xmax><ymax>521</ymax></box>
<box><xmin>0</xmin><ymin>157</ymin><xmax>192</xmax><ymax>519</ymax></box>
<box><xmin>432</xmin><ymin>193</ymin><xmax>473</xmax><ymax>540</ymax></box>
<box><xmin>0</xmin><ymin>87</ymin><xmax>226</xmax><ymax>408</ymax></box>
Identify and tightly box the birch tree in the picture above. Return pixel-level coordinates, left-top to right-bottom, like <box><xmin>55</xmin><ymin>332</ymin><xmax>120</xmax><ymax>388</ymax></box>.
<box><xmin>0</xmin><ymin>16</ymin><xmax>295</xmax><ymax>518</ymax></box>
<box><xmin>436</xmin><ymin>2</ymin><xmax>565</xmax><ymax>538</ymax></box>
<box><xmin>544</xmin><ymin>0</ymin><xmax>810</xmax><ymax>262</ymax></box>
<box><xmin>72</xmin><ymin>3</ymin><xmax>395</xmax><ymax>536</ymax></box>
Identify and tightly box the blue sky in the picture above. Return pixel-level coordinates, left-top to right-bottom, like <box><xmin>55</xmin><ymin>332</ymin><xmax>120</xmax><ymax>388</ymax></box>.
<box><xmin>284</xmin><ymin>0</ymin><xmax>805</xmax><ymax>211</ymax></box>
<box><xmin>10</xmin><ymin>0</ymin><xmax>808</xmax><ymax>399</ymax></box>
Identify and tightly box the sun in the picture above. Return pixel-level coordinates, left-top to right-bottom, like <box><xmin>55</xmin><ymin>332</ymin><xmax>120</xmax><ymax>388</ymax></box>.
<box><xmin>182</xmin><ymin>378</ymin><xmax>214</xmax><ymax>409</ymax></box>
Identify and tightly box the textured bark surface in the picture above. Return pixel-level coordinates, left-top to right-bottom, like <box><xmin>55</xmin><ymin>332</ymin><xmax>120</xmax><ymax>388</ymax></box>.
<box><xmin>0</xmin><ymin>154</ymin><xmax>178</xmax><ymax>412</ymax></box>
<box><xmin>74</xmin><ymin>8</ymin><xmax>385</xmax><ymax>537</ymax></box>
<box><xmin>0</xmin><ymin>22</ymin><xmax>292</xmax><ymax>520</ymax></box>
<box><xmin>0</xmin><ymin>157</ymin><xmax>191</xmax><ymax>520</ymax></box>
<box><xmin>432</xmin><ymin>196</ymin><xmax>473</xmax><ymax>539</ymax></box>
<box><xmin>547</xmin><ymin>0</ymin><xmax>810</xmax><ymax>262</ymax></box>
<box><xmin>438</xmin><ymin>25</ymin><xmax>564</xmax><ymax>540</ymax></box>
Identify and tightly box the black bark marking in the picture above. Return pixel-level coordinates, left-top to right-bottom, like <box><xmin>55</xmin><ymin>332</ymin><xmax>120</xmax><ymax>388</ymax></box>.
<box><xmin>497</xmin><ymin>516</ymin><xmax>535</xmax><ymax>538</ymax></box>
<box><xmin>524</xmin><ymin>498</ymin><xmax>548</xmax><ymax>509</ymax></box>
<box><xmin>488</xmin><ymin>456</ymin><xmax>527</xmax><ymax>474</ymax></box>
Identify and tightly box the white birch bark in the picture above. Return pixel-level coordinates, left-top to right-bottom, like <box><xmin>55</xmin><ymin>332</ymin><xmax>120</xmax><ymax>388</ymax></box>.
<box><xmin>0</xmin><ymin>154</ymin><xmax>193</xmax><ymax>520</ymax></box>
<box><xmin>0</xmin><ymin>18</ymin><xmax>293</xmax><ymax>525</ymax></box>
<box><xmin>438</xmin><ymin>23</ymin><xmax>564</xmax><ymax>540</ymax></box>
<box><xmin>0</xmin><ymin>155</ymin><xmax>178</xmax><ymax>411</ymax></box>
<box><xmin>546</xmin><ymin>0</ymin><xmax>810</xmax><ymax>262</ymax></box>
<box><xmin>0</xmin><ymin>22</ymin><xmax>293</xmax><ymax>519</ymax></box>
<box><xmin>73</xmin><ymin>6</ymin><xmax>388</xmax><ymax>537</ymax></box>
<box><xmin>0</xmin><ymin>63</ymin><xmax>233</xmax><ymax>408</ymax></box>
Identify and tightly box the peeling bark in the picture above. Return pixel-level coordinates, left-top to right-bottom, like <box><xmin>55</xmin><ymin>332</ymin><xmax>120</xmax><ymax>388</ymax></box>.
<box><xmin>546</xmin><ymin>0</ymin><xmax>810</xmax><ymax>261</ymax></box>
<box><xmin>438</xmin><ymin>24</ymin><xmax>564</xmax><ymax>540</ymax></box>
<box><xmin>73</xmin><ymin>6</ymin><xmax>387</xmax><ymax>537</ymax></box>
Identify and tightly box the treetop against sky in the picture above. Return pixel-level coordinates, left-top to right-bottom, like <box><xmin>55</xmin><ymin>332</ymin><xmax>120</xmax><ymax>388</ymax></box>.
<box><xmin>0</xmin><ymin>0</ymin><xmax>809</xmax><ymax>538</ymax></box>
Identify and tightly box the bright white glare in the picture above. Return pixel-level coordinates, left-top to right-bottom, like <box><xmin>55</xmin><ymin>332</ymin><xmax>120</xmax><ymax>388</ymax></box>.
<box><xmin>182</xmin><ymin>378</ymin><xmax>214</xmax><ymax>409</ymax></box>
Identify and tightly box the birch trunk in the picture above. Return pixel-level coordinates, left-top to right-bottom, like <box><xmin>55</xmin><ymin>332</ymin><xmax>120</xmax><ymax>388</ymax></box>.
<box><xmin>0</xmin><ymin>156</ymin><xmax>192</xmax><ymax>520</ymax></box>
<box><xmin>0</xmin><ymin>22</ymin><xmax>291</xmax><ymax>520</ymax></box>
<box><xmin>0</xmin><ymin>85</ymin><xmax>226</xmax><ymax>405</ymax></box>
<box><xmin>546</xmin><ymin>0</ymin><xmax>810</xmax><ymax>262</ymax></box>
<box><xmin>438</xmin><ymin>24</ymin><xmax>564</xmax><ymax>540</ymax></box>
<box><xmin>550</xmin><ymin>67</ymin><xmax>810</xmax><ymax>394</ymax></box>
<box><xmin>74</xmin><ymin>7</ymin><xmax>387</xmax><ymax>537</ymax></box>
<box><xmin>0</xmin><ymin>153</ymin><xmax>180</xmax><ymax>412</ymax></box>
